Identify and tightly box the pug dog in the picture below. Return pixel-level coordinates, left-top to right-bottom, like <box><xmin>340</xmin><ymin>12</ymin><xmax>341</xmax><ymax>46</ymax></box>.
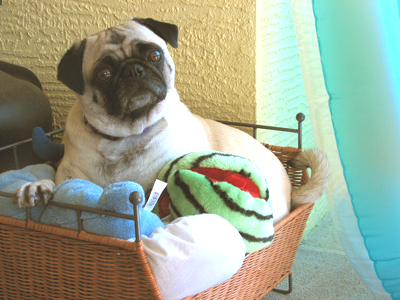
<box><xmin>13</xmin><ymin>18</ymin><xmax>329</xmax><ymax>223</ymax></box>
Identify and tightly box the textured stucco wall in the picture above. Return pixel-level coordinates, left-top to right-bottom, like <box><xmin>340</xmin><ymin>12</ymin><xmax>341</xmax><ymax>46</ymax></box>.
<box><xmin>0</xmin><ymin>0</ymin><xmax>256</xmax><ymax>130</ymax></box>
<box><xmin>257</xmin><ymin>0</ymin><xmax>310</xmax><ymax>147</ymax></box>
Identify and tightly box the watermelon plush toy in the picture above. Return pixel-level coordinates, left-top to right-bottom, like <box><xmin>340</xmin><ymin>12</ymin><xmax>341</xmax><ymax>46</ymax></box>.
<box><xmin>157</xmin><ymin>151</ymin><xmax>274</xmax><ymax>253</ymax></box>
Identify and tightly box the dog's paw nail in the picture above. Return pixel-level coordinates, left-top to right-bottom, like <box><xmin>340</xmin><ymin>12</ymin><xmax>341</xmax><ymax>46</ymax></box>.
<box><xmin>29</xmin><ymin>196</ymin><xmax>36</xmax><ymax>207</ymax></box>
<box><xmin>42</xmin><ymin>194</ymin><xmax>49</xmax><ymax>205</ymax></box>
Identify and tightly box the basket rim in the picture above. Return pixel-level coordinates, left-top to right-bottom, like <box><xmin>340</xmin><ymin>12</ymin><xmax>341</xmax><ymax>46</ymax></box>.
<box><xmin>0</xmin><ymin>202</ymin><xmax>314</xmax><ymax>252</ymax></box>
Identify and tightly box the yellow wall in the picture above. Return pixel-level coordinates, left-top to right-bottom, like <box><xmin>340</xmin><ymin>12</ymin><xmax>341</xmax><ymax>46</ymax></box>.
<box><xmin>0</xmin><ymin>0</ymin><xmax>257</xmax><ymax>129</ymax></box>
<box><xmin>0</xmin><ymin>0</ymin><xmax>328</xmax><ymax>235</ymax></box>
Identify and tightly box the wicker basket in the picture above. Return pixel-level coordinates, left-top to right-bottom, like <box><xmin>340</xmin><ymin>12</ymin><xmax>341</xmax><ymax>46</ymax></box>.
<box><xmin>0</xmin><ymin>145</ymin><xmax>312</xmax><ymax>300</ymax></box>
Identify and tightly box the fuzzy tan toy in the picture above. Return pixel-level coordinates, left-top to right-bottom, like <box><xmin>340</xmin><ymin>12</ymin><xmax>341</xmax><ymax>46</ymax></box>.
<box><xmin>157</xmin><ymin>151</ymin><xmax>274</xmax><ymax>253</ymax></box>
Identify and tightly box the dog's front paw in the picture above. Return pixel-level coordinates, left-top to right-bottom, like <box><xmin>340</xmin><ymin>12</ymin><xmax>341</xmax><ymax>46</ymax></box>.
<box><xmin>13</xmin><ymin>179</ymin><xmax>55</xmax><ymax>208</ymax></box>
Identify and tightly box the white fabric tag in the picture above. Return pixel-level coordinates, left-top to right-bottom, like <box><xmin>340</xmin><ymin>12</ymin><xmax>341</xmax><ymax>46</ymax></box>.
<box><xmin>143</xmin><ymin>179</ymin><xmax>167</xmax><ymax>211</ymax></box>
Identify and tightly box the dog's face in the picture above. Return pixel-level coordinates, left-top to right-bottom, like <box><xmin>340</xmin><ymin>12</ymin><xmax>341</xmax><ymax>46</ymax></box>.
<box><xmin>57</xmin><ymin>18</ymin><xmax>179</xmax><ymax>137</ymax></box>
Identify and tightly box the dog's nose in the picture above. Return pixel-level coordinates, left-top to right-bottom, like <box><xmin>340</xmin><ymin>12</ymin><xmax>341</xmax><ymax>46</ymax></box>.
<box><xmin>134</xmin><ymin>64</ymin><xmax>144</xmax><ymax>77</ymax></box>
<box><xmin>123</xmin><ymin>64</ymin><xmax>144</xmax><ymax>78</ymax></box>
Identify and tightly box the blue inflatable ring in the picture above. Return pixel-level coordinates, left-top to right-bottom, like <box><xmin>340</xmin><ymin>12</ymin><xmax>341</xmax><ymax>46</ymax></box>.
<box><xmin>313</xmin><ymin>1</ymin><xmax>400</xmax><ymax>299</ymax></box>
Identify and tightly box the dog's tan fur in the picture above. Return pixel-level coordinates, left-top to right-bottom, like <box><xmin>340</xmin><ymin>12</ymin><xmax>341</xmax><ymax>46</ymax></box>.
<box><xmin>14</xmin><ymin>19</ymin><xmax>329</xmax><ymax>224</ymax></box>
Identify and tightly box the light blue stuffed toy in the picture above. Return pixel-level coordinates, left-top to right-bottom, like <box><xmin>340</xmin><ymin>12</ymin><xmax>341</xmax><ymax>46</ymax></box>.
<box><xmin>41</xmin><ymin>179</ymin><xmax>164</xmax><ymax>239</ymax></box>
<box><xmin>0</xmin><ymin>164</ymin><xmax>164</xmax><ymax>240</ymax></box>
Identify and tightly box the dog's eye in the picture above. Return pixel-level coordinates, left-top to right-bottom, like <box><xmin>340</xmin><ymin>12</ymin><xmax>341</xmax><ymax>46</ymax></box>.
<box><xmin>97</xmin><ymin>69</ymin><xmax>112</xmax><ymax>81</ymax></box>
<box><xmin>148</xmin><ymin>50</ymin><xmax>162</xmax><ymax>63</ymax></box>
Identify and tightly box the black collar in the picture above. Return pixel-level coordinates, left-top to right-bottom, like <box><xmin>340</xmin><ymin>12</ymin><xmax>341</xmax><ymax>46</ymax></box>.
<box><xmin>83</xmin><ymin>116</ymin><xmax>122</xmax><ymax>141</ymax></box>
<box><xmin>83</xmin><ymin>116</ymin><xmax>149</xmax><ymax>141</ymax></box>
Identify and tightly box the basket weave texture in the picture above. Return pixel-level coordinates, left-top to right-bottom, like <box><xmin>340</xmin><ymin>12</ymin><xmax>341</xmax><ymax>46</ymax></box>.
<box><xmin>0</xmin><ymin>145</ymin><xmax>312</xmax><ymax>300</ymax></box>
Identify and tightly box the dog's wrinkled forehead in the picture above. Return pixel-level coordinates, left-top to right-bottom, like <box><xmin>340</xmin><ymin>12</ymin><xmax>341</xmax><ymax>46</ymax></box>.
<box><xmin>96</xmin><ymin>21</ymin><xmax>164</xmax><ymax>47</ymax></box>
<box><xmin>84</xmin><ymin>21</ymin><xmax>168</xmax><ymax>68</ymax></box>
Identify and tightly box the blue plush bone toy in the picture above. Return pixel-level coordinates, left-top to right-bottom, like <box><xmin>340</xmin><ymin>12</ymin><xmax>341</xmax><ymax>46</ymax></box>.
<box><xmin>0</xmin><ymin>165</ymin><xmax>164</xmax><ymax>239</ymax></box>
<box><xmin>41</xmin><ymin>179</ymin><xmax>164</xmax><ymax>239</ymax></box>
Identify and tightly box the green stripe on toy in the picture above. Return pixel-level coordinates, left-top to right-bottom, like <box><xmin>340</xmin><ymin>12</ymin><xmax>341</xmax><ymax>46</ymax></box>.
<box><xmin>157</xmin><ymin>151</ymin><xmax>274</xmax><ymax>253</ymax></box>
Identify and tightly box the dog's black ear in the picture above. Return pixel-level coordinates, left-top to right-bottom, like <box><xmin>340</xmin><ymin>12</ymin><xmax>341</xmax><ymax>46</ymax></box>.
<box><xmin>57</xmin><ymin>39</ymin><xmax>87</xmax><ymax>95</ymax></box>
<box><xmin>134</xmin><ymin>18</ymin><xmax>178</xmax><ymax>49</ymax></box>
